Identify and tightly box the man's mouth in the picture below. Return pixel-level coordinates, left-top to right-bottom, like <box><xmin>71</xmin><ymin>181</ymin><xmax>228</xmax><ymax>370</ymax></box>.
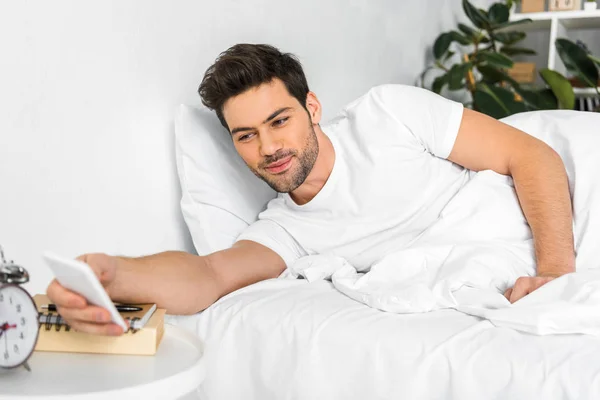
<box><xmin>265</xmin><ymin>156</ymin><xmax>293</xmax><ymax>174</ymax></box>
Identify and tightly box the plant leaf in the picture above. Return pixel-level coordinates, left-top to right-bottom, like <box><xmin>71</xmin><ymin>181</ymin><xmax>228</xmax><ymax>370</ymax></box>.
<box><xmin>492</xmin><ymin>31</ymin><xmax>526</xmax><ymax>45</ymax></box>
<box><xmin>539</xmin><ymin>68</ymin><xmax>575</xmax><ymax>110</ymax></box>
<box><xmin>443</xmin><ymin>51</ymin><xmax>456</xmax><ymax>63</ymax></box>
<box><xmin>477</xmin><ymin>64</ymin><xmax>518</xmax><ymax>86</ymax></box>
<box><xmin>500</xmin><ymin>46</ymin><xmax>537</xmax><ymax>56</ymax></box>
<box><xmin>476</xmin><ymin>51</ymin><xmax>514</xmax><ymax>69</ymax></box>
<box><xmin>462</xmin><ymin>0</ymin><xmax>490</xmax><ymax>29</ymax></box>
<box><xmin>589</xmin><ymin>54</ymin><xmax>600</xmax><ymax>68</ymax></box>
<box><xmin>489</xmin><ymin>18</ymin><xmax>532</xmax><ymax>31</ymax></box>
<box><xmin>433</xmin><ymin>33</ymin><xmax>453</xmax><ymax>60</ymax></box>
<box><xmin>555</xmin><ymin>39</ymin><xmax>599</xmax><ymax>88</ymax></box>
<box><xmin>432</xmin><ymin>73</ymin><xmax>448</xmax><ymax>94</ymax></box>
<box><xmin>488</xmin><ymin>3</ymin><xmax>510</xmax><ymax>24</ymax></box>
<box><xmin>473</xmin><ymin>90</ymin><xmax>505</xmax><ymax>118</ymax></box>
<box><xmin>477</xmin><ymin>65</ymin><xmax>504</xmax><ymax>84</ymax></box>
<box><xmin>458</xmin><ymin>23</ymin><xmax>477</xmax><ymax>38</ymax></box>
<box><xmin>513</xmin><ymin>88</ymin><xmax>541</xmax><ymax>110</ymax></box>
<box><xmin>450</xmin><ymin>31</ymin><xmax>473</xmax><ymax>45</ymax></box>
<box><xmin>513</xmin><ymin>86</ymin><xmax>558</xmax><ymax>110</ymax></box>
<box><xmin>448</xmin><ymin>63</ymin><xmax>473</xmax><ymax>90</ymax></box>
<box><xmin>473</xmin><ymin>85</ymin><xmax>510</xmax><ymax>119</ymax></box>
<box><xmin>434</xmin><ymin>31</ymin><xmax>474</xmax><ymax>60</ymax></box>
<box><xmin>538</xmin><ymin>88</ymin><xmax>559</xmax><ymax>110</ymax></box>
<box><xmin>474</xmin><ymin>83</ymin><xmax>526</xmax><ymax>118</ymax></box>
<box><xmin>490</xmin><ymin>85</ymin><xmax>527</xmax><ymax>115</ymax></box>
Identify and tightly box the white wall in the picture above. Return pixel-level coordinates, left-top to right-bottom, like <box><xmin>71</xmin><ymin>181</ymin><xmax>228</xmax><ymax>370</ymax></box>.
<box><xmin>0</xmin><ymin>0</ymin><xmax>472</xmax><ymax>295</ymax></box>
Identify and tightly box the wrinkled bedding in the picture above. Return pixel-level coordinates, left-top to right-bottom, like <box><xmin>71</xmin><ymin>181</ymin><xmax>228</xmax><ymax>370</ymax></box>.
<box><xmin>286</xmin><ymin>110</ymin><xmax>600</xmax><ymax>335</ymax></box>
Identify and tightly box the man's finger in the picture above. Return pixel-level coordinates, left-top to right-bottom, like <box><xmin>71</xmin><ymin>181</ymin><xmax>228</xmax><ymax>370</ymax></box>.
<box><xmin>504</xmin><ymin>288</ymin><xmax>513</xmax><ymax>300</ymax></box>
<box><xmin>47</xmin><ymin>280</ymin><xmax>87</xmax><ymax>308</ymax></box>
<box><xmin>509</xmin><ymin>279</ymin><xmax>532</xmax><ymax>303</ymax></box>
<box><xmin>68</xmin><ymin>320</ymin><xmax>125</xmax><ymax>336</ymax></box>
<box><xmin>56</xmin><ymin>305</ymin><xmax>111</xmax><ymax>324</ymax></box>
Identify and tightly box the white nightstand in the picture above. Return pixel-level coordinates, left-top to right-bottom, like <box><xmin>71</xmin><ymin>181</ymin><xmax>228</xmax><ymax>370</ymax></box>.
<box><xmin>0</xmin><ymin>325</ymin><xmax>205</xmax><ymax>400</ymax></box>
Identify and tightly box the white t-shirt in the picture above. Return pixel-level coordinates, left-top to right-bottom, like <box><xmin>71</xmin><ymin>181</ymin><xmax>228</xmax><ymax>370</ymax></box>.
<box><xmin>237</xmin><ymin>84</ymin><xmax>469</xmax><ymax>270</ymax></box>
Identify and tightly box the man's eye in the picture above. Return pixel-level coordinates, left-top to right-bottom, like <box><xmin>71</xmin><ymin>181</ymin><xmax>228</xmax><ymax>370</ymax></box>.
<box><xmin>273</xmin><ymin>117</ymin><xmax>289</xmax><ymax>127</ymax></box>
<box><xmin>238</xmin><ymin>133</ymin><xmax>254</xmax><ymax>142</ymax></box>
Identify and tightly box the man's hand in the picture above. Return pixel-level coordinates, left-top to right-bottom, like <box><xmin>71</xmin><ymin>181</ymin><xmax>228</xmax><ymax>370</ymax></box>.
<box><xmin>46</xmin><ymin>253</ymin><xmax>127</xmax><ymax>336</ymax></box>
<box><xmin>503</xmin><ymin>275</ymin><xmax>558</xmax><ymax>303</ymax></box>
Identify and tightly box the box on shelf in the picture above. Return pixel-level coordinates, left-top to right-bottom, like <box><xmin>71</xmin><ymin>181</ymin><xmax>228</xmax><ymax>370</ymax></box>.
<box><xmin>521</xmin><ymin>0</ymin><xmax>546</xmax><ymax>13</ymax></box>
<box><xmin>508</xmin><ymin>62</ymin><xmax>537</xmax><ymax>83</ymax></box>
<box><xmin>549</xmin><ymin>0</ymin><xmax>582</xmax><ymax>11</ymax></box>
<box><xmin>569</xmin><ymin>77</ymin><xmax>600</xmax><ymax>88</ymax></box>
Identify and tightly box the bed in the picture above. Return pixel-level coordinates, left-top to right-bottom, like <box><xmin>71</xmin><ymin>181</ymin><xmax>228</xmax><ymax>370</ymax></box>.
<box><xmin>173</xmin><ymin>105</ymin><xmax>600</xmax><ymax>399</ymax></box>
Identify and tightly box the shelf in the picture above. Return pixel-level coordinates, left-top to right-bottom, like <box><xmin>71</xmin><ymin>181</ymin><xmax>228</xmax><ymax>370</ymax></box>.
<box><xmin>573</xmin><ymin>87</ymin><xmax>600</xmax><ymax>95</ymax></box>
<box><xmin>509</xmin><ymin>9</ymin><xmax>600</xmax><ymax>31</ymax></box>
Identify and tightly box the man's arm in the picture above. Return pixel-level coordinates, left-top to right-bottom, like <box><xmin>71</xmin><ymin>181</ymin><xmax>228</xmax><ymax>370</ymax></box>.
<box><xmin>47</xmin><ymin>240</ymin><xmax>285</xmax><ymax>334</ymax></box>
<box><xmin>447</xmin><ymin>109</ymin><xmax>575</xmax><ymax>302</ymax></box>
<box><xmin>106</xmin><ymin>240</ymin><xmax>285</xmax><ymax>314</ymax></box>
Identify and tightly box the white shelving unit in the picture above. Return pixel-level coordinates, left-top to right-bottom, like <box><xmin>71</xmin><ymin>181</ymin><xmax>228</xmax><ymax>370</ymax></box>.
<box><xmin>509</xmin><ymin>9</ymin><xmax>600</xmax><ymax>95</ymax></box>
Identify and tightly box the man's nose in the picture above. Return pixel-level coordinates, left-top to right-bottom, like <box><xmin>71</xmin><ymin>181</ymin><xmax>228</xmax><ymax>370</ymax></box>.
<box><xmin>259</xmin><ymin>133</ymin><xmax>284</xmax><ymax>157</ymax></box>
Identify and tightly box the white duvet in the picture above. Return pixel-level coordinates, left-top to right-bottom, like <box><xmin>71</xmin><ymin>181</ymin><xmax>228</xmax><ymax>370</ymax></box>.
<box><xmin>286</xmin><ymin>110</ymin><xmax>600</xmax><ymax>335</ymax></box>
<box><xmin>175</xmin><ymin>278</ymin><xmax>600</xmax><ymax>400</ymax></box>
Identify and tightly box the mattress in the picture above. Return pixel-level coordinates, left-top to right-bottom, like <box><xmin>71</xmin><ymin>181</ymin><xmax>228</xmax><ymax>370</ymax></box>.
<box><xmin>167</xmin><ymin>278</ymin><xmax>600</xmax><ymax>400</ymax></box>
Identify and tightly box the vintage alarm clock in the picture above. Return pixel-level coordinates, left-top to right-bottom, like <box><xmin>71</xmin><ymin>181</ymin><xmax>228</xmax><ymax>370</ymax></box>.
<box><xmin>0</xmin><ymin>245</ymin><xmax>39</xmax><ymax>371</ymax></box>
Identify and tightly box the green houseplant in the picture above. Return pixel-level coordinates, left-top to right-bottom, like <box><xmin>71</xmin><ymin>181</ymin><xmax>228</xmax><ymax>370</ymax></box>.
<box><xmin>421</xmin><ymin>0</ymin><xmax>600</xmax><ymax>118</ymax></box>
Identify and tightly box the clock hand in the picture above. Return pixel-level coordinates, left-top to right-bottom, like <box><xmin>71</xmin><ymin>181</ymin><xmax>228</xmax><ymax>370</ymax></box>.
<box><xmin>0</xmin><ymin>322</ymin><xmax>16</xmax><ymax>332</ymax></box>
<box><xmin>1</xmin><ymin>322</ymin><xmax>15</xmax><ymax>354</ymax></box>
<box><xmin>1</xmin><ymin>322</ymin><xmax>17</xmax><ymax>354</ymax></box>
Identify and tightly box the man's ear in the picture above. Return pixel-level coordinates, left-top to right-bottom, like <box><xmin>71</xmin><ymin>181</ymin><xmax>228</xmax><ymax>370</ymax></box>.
<box><xmin>305</xmin><ymin>91</ymin><xmax>322</xmax><ymax>125</ymax></box>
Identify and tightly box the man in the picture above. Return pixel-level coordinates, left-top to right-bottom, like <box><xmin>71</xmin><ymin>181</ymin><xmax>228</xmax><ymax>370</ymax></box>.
<box><xmin>47</xmin><ymin>44</ymin><xmax>575</xmax><ymax>336</ymax></box>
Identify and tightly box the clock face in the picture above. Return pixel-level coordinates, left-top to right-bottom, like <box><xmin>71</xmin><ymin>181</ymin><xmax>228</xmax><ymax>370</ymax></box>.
<box><xmin>0</xmin><ymin>284</ymin><xmax>39</xmax><ymax>368</ymax></box>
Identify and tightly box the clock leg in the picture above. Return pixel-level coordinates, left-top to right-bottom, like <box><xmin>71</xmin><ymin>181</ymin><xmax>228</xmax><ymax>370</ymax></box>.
<box><xmin>23</xmin><ymin>361</ymin><xmax>31</xmax><ymax>372</ymax></box>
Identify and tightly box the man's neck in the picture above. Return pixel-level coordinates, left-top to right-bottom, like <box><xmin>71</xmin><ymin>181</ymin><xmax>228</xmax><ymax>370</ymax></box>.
<box><xmin>289</xmin><ymin>126</ymin><xmax>335</xmax><ymax>206</ymax></box>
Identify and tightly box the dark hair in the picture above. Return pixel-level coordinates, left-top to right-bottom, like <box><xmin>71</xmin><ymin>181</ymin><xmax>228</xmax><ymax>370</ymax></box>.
<box><xmin>198</xmin><ymin>43</ymin><xmax>310</xmax><ymax>130</ymax></box>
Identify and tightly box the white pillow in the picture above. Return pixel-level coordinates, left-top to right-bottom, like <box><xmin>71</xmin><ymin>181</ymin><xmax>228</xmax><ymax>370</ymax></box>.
<box><xmin>174</xmin><ymin>104</ymin><xmax>277</xmax><ymax>255</ymax></box>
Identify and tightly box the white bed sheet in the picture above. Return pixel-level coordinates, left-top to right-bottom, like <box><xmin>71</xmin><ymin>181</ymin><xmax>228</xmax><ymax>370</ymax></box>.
<box><xmin>167</xmin><ymin>278</ymin><xmax>600</xmax><ymax>400</ymax></box>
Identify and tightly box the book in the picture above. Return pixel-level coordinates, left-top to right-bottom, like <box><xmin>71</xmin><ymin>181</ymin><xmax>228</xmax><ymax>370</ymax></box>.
<box><xmin>33</xmin><ymin>294</ymin><xmax>166</xmax><ymax>356</ymax></box>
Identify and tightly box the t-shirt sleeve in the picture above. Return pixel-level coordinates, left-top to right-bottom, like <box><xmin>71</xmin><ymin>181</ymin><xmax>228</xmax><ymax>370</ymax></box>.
<box><xmin>371</xmin><ymin>84</ymin><xmax>464</xmax><ymax>159</ymax></box>
<box><xmin>236</xmin><ymin>219</ymin><xmax>307</xmax><ymax>268</ymax></box>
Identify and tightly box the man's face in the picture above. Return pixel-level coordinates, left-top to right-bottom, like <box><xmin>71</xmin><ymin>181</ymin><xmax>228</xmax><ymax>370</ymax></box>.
<box><xmin>222</xmin><ymin>79</ymin><xmax>319</xmax><ymax>193</ymax></box>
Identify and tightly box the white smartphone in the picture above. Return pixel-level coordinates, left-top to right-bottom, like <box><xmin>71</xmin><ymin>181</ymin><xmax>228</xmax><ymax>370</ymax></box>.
<box><xmin>42</xmin><ymin>251</ymin><xmax>128</xmax><ymax>331</ymax></box>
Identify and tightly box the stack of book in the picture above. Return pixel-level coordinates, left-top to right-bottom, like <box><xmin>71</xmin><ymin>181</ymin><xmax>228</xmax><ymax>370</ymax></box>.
<box><xmin>34</xmin><ymin>294</ymin><xmax>166</xmax><ymax>356</ymax></box>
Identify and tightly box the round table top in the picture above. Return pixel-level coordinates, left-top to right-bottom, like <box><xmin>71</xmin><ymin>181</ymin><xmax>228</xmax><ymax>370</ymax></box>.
<box><xmin>0</xmin><ymin>325</ymin><xmax>205</xmax><ymax>400</ymax></box>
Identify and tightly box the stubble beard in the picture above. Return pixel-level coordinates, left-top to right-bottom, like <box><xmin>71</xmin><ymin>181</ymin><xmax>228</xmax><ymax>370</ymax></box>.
<box><xmin>251</xmin><ymin>123</ymin><xmax>319</xmax><ymax>193</ymax></box>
